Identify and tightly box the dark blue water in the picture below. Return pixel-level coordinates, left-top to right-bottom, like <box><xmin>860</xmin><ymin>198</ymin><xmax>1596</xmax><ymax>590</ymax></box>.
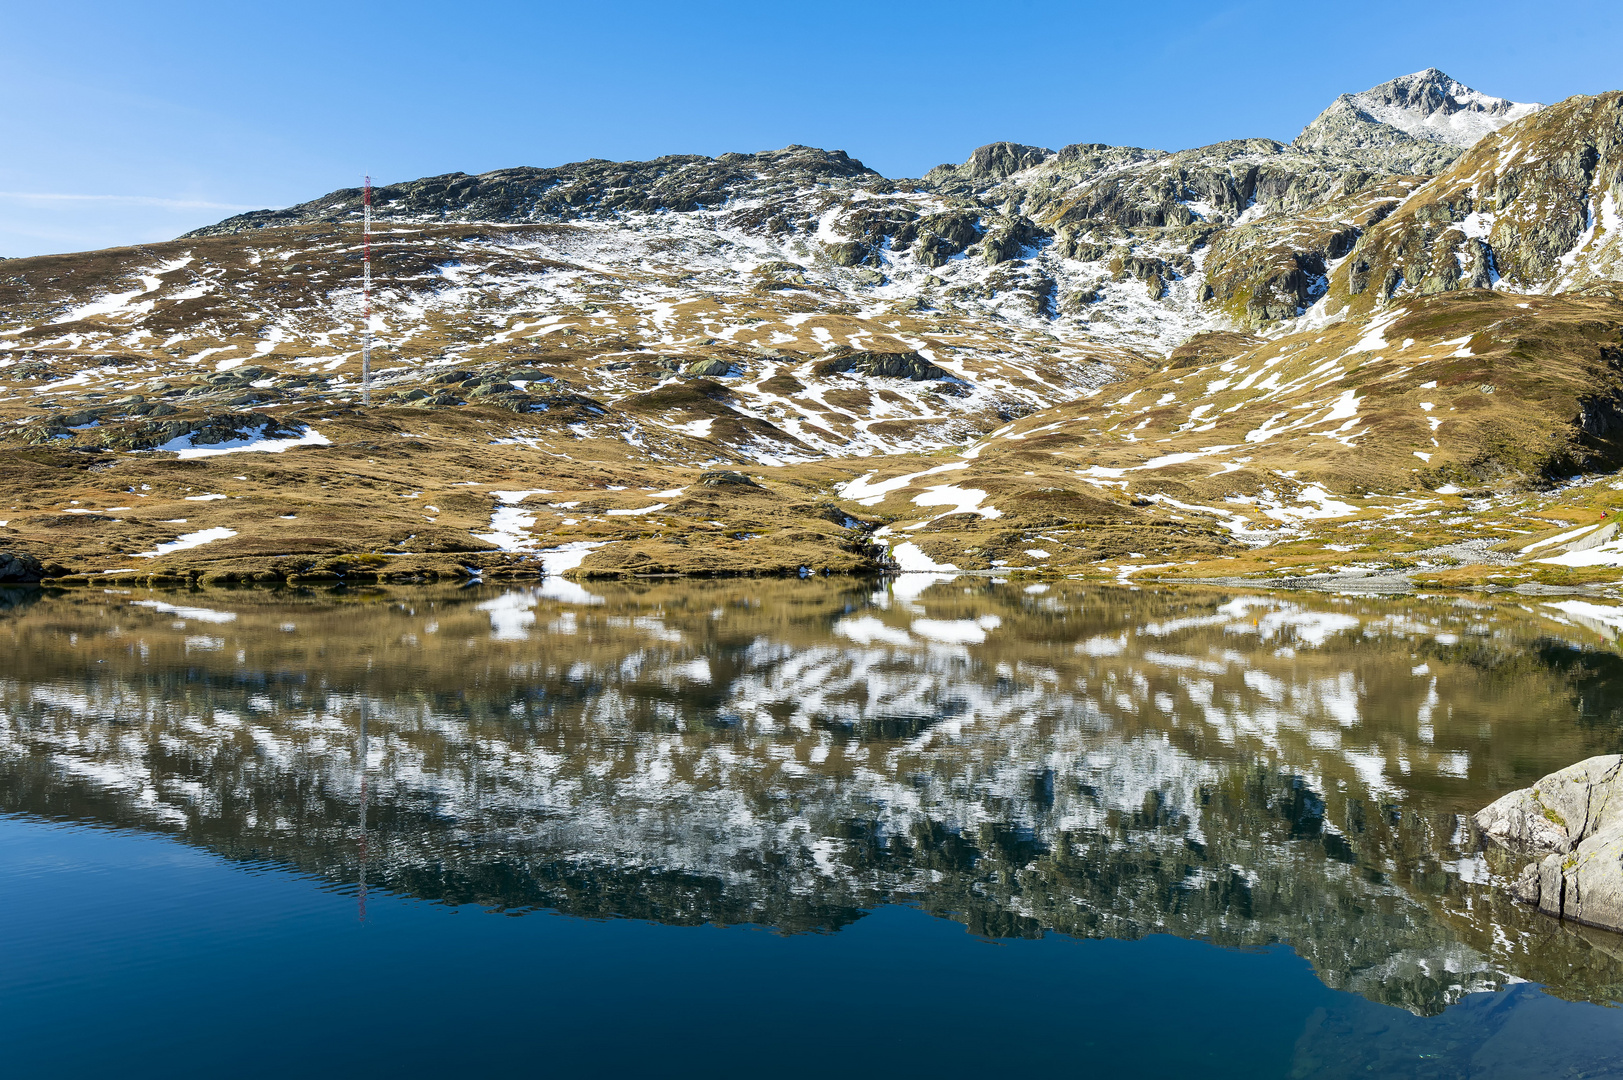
<box><xmin>0</xmin><ymin>814</ymin><xmax>1333</xmax><ymax>1078</ymax></box>
<box><xmin>2</xmin><ymin>813</ymin><xmax>1619</xmax><ymax>1078</ymax></box>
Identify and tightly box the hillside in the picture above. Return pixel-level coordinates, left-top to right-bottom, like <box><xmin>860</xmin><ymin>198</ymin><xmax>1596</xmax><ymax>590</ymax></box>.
<box><xmin>2</xmin><ymin>70</ymin><xmax>1622</xmax><ymax>590</ymax></box>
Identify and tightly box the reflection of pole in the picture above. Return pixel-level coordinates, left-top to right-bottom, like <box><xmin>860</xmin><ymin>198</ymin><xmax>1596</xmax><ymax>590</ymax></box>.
<box><xmin>358</xmin><ymin>696</ymin><xmax>369</xmax><ymax>923</ymax></box>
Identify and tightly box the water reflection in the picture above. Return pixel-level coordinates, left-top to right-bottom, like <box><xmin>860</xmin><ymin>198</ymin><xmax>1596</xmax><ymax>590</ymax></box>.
<box><xmin>4</xmin><ymin>579</ymin><xmax>1623</xmax><ymax>1018</ymax></box>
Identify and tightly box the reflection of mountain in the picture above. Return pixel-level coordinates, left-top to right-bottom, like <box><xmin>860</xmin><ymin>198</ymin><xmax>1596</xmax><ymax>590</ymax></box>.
<box><xmin>3</xmin><ymin>581</ymin><xmax>1623</xmax><ymax>1014</ymax></box>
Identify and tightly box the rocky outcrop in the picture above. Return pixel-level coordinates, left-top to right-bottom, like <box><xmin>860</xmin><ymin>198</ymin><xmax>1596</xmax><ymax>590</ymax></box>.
<box><xmin>0</xmin><ymin>552</ymin><xmax>44</xmax><ymax>582</ymax></box>
<box><xmin>1201</xmin><ymin>178</ymin><xmax>1409</xmax><ymax>326</ymax></box>
<box><xmin>811</xmin><ymin>350</ymin><xmax>946</xmax><ymax>381</ymax></box>
<box><xmin>924</xmin><ymin>141</ymin><xmax>1052</xmax><ymax>186</ymax></box>
<box><xmin>185</xmin><ymin>145</ymin><xmax>882</xmax><ymax>235</ymax></box>
<box><xmin>1476</xmin><ymin>755</ymin><xmax>1623</xmax><ymax>931</ymax></box>
<box><xmin>1325</xmin><ymin>91</ymin><xmax>1623</xmax><ymax>317</ymax></box>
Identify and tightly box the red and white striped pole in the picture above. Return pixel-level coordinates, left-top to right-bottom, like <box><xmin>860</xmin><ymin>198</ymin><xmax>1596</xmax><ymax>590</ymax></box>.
<box><xmin>362</xmin><ymin>175</ymin><xmax>372</xmax><ymax>406</ymax></box>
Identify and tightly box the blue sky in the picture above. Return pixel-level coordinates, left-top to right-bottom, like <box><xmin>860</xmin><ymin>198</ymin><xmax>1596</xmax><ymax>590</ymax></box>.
<box><xmin>4</xmin><ymin>0</ymin><xmax>1621</xmax><ymax>258</ymax></box>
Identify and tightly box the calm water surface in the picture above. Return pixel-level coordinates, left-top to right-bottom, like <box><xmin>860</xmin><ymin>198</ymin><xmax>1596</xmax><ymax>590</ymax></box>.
<box><xmin>4</xmin><ymin>578</ymin><xmax>1623</xmax><ymax>1077</ymax></box>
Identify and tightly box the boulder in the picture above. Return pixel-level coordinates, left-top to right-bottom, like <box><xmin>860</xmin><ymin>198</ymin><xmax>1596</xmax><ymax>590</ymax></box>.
<box><xmin>1475</xmin><ymin>755</ymin><xmax>1623</xmax><ymax>931</ymax></box>
<box><xmin>824</xmin><ymin>241</ymin><xmax>868</xmax><ymax>267</ymax></box>
<box><xmin>0</xmin><ymin>552</ymin><xmax>44</xmax><ymax>583</ymax></box>
<box><xmin>698</xmin><ymin>470</ymin><xmax>759</xmax><ymax>488</ymax></box>
<box><xmin>812</xmin><ymin>350</ymin><xmax>946</xmax><ymax>381</ymax></box>
<box><xmin>683</xmin><ymin>358</ymin><xmax>735</xmax><ymax>378</ymax></box>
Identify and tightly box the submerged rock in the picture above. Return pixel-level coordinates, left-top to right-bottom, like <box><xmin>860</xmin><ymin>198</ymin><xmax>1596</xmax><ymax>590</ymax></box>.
<box><xmin>1475</xmin><ymin>755</ymin><xmax>1623</xmax><ymax>931</ymax></box>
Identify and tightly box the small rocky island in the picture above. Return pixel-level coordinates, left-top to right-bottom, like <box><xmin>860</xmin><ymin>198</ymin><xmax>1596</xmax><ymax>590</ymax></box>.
<box><xmin>1476</xmin><ymin>755</ymin><xmax>1623</xmax><ymax>931</ymax></box>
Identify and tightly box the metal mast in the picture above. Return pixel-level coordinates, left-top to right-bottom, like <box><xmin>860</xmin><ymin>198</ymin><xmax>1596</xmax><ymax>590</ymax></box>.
<box><xmin>362</xmin><ymin>175</ymin><xmax>372</xmax><ymax>406</ymax></box>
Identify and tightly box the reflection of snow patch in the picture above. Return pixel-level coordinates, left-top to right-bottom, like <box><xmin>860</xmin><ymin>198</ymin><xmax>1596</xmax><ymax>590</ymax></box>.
<box><xmin>130</xmin><ymin>599</ymin><xmax>236</xmax><ymax>623</ymax></box>
<box><xmin>834</xmin><ymin>616</ymin><xmax>913</xmax><ymax>646</ymax></box>
<box><xmin>477</xmin><ymin>591</ymin><xmax>539</xmax><ymax>641</ymax></box>
<box><xmin>1076</xmin><ymin>634</ymin><xmax>1126</xmax><ymax>656</ymax></box>
<box><xmin>912</xmin><ymin>614</ymin><xmax>1001</xmax><ymax>644</ymax></box>
<box><xmin>670</xmin><ymin>657</ymin><xmax>712</xmax><ymax>684</ymax></box>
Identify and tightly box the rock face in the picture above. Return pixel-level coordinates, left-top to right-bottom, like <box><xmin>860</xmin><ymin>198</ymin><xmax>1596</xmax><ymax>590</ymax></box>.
<box><xmin>1475</xmin><ymin>755</ymin><xmax>1623</xmax><ymax>931</ymax></box>
<box><xmin>1325</xmin><ymin>91</ymin><xmax>1623</xmax><ymax>317</ymax></box>
<box><xmin>186</xmin><ymin>145</ymin><xmax>880</xmax><ymax>236</ymax></box>
<box><xmin>811</xmin><ymin>350</ymin><xmax>945</xmax><ymax>380</ymax></box>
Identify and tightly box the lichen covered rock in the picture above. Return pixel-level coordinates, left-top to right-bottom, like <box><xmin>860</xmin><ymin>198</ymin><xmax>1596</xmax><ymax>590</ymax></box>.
<box><xmin>1476</xmin><ymin>755</ymin><xmax>1623</xmax><ymax>931</ymax></box>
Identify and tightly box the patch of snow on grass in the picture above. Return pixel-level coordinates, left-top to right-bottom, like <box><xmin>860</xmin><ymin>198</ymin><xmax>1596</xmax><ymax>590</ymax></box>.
<box><xmin>1537</xmin><ymin>539</ymin><xmax>1623</xmax><ymax>568</ymax></box>
<box><xmin>838</xmin><ymin>462</ymin><xmax>969</xmax><ymax>506</ymax></box>
<box><xmin>1546</xmin><ymin>600</ymin><xmax>1623</xmax><ymax>632</ymax></box>
<box><xmin>673</xmin><ymin>418</ymin><xmax>715</xmax><ymax>438</ymax></box>
<box><xmin>890</xmin><ymin>542</ymin><xmax>958</xmax><ymax>572</ymax></box>
<box><xmin>158</xmin><ymin>426</ymin><xmax>331</xmax><ymax>460</ymax></box>
<box><xmin>133</xmin><ymin>527</ymin><xmax>237</xmax><ymax>559</ymax></box>
<box><xmin>1520</xmin><ymin>524</ymin><xmax>1598</xmax><ymax>554</ymax></box>
<box><xmin>910</xmin><ymin>485</ymin><xmax>1001</xmax><ymax>519</ymax></box>
<box><xmin>1262</xmin><ymin>486</ymin><xmax>1359</xmax><ymax>523</ymax></box>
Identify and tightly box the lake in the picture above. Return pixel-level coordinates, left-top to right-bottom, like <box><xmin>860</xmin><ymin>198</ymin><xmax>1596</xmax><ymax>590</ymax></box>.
<box><xmin>3</xmin><ymin>577</ymin><xmax>1623</xmax><ymax>1077</ymax></box>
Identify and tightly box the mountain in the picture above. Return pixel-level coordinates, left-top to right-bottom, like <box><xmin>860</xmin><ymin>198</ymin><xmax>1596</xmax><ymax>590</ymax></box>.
<box><xmin>1294</xmin><ymin>68</ymin><xmax>1543</xmax><ymax>173</ymax></box>
<box><xmin>0</xmin><ymin>70</ymin><xmax>1621</xmax><ymax>590</ymax></box>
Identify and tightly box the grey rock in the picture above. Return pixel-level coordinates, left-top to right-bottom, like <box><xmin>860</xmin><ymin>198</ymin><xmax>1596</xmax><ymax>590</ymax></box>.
<box><xmin>1294</xmin><ymin>69</ymin><xmax>1539</xmax><ymax>175</ymax></box>
<box><xmin>824</xmin><ymin>241</ymin><xmax>868</xmax><ymax>267</ymax></box>
<box><xmin>184</xmin><ymin>146</ymin><xmax>880</xmax><ymax>237</ymax></box>
<box><xmin>683</xmin><ymin>359</ymin><xmax>735</xmax><ymax>378</ymax></box>
<box><xmin>812</xmin><ymin>350</ymin><xmax>945</xmax><ymax>381</ymax></box>
<box><xmin>1475</xmin><ymin>754</ymin><xmax>1623</xmax><ymax>931</ymax></box>
<box><xmin>1058</xmin><ymin>288</ymin><xmax>1100</xmax><ymax>313</ymax></box>
<box><xmin>0</xmin><ymin>552</ymin><xmax>44</xmax><ymax>583</ymax></box>
<box><xmin>698</xmin><ymin>470</ymin><xmax>758</xmax><ymax>488</ymax></box>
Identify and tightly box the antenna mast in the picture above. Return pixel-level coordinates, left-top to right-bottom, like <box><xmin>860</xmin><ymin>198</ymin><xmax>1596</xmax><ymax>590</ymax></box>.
<box><xmin>362</xmin><ymin>175</ymin><xmax>372</xmax><ymax>406</ymax></box>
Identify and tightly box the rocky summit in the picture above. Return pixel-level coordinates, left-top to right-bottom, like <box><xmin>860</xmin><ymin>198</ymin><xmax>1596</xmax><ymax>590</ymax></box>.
<box><xmin>1</xmin><ymin>70</ymin><xmax>1622</xmax><ymax>593</ymax></box>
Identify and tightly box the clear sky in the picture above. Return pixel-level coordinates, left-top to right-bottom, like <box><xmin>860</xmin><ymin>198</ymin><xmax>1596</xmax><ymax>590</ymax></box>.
<box><xmin>4</xmin><ymin>0</ymin><xmax>1621</xmax><ymax>258</ymax></box>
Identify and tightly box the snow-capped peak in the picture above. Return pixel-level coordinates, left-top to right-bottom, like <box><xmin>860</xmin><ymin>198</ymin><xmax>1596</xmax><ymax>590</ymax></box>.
<box><xmin>1348</xmin><ymin>68</ymin><xmax>1542</xmax><ymax>148</ymax></box>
